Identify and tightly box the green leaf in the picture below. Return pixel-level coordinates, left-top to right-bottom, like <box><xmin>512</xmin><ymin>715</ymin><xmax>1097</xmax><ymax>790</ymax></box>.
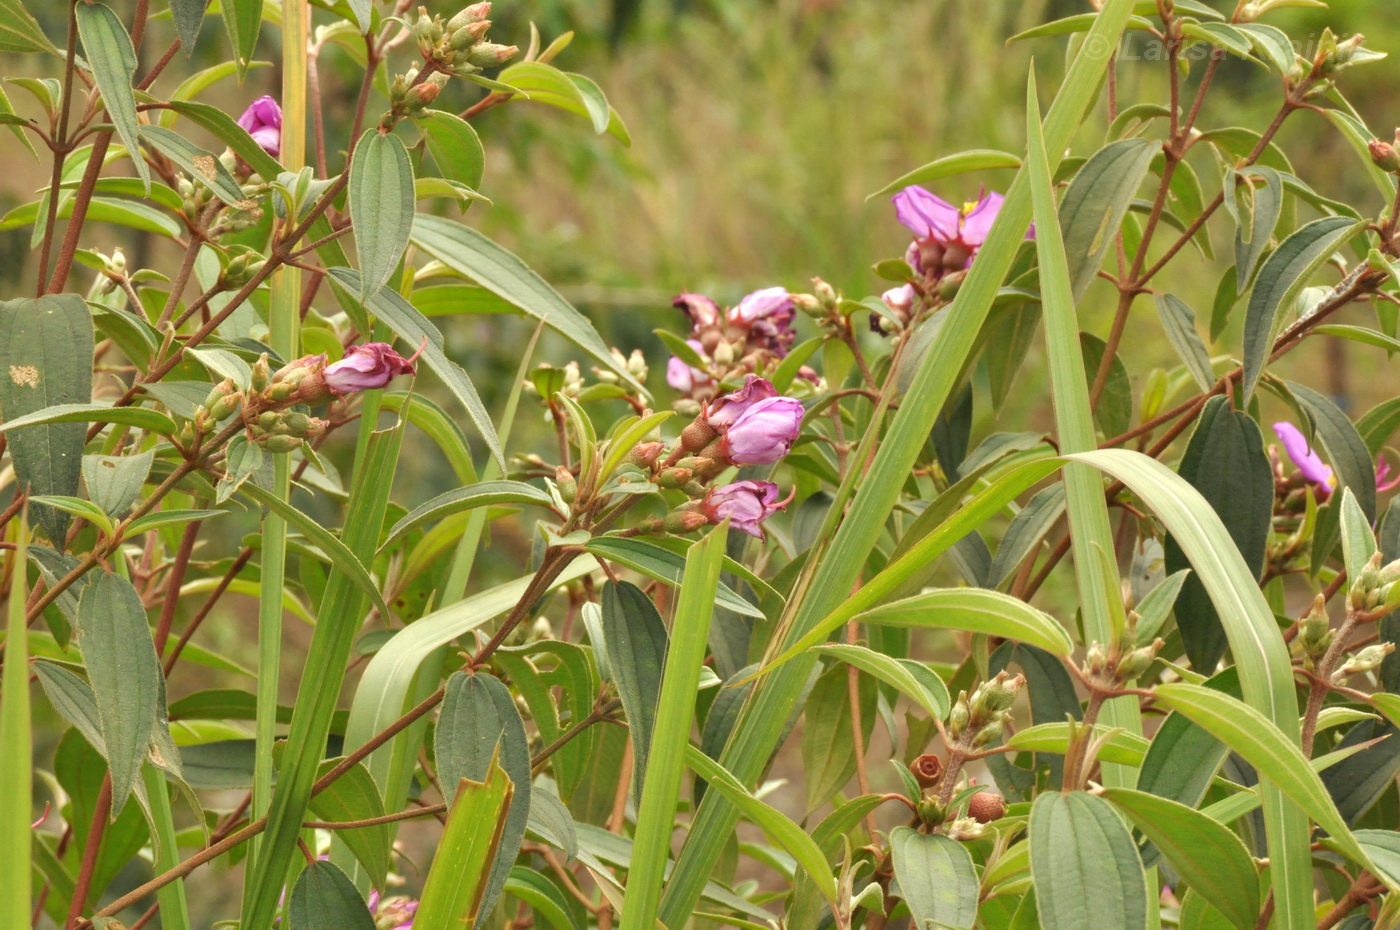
<box><xmin>162</xmin><ymin>100</ymin><xmax>282</xmax><ymax>182</ymax></box>
<box><xmin>168</xmin><ymin>0</ymin><xmax>207</xmax><ymax>54</ymax></box>
<box><xmin>1231</xmin><ymin>167</ymin><xmax>1283</xmax><ymax>293</ymax></box>
<box><xmin>434</xmin><ymin>671</ymin><xmax>531</xmax><ymax>926</ymax></box>
<box><xmin>1152</xmin><ymin>682</ymin><xmax>1367</xmax><ymax>865</ymax></box>
<box><xmin>350</xmin><ymin>131</ymin><xmax>415</xmax><ymax>301</ymax></box>
<box><xmin>867</xmin><ymin>149</ymin><xmax>1021</xmax><ymax>199</ymax></box>
<box><xmin>848</xmin><ymin>588</ymin><xmax>1072</xmax><ymax>656</ymax></box>
<box><xmin>0</xmin><ymin>295</ymin><xmax>94</xmax><ymax>548</ymax></box>
<box><xmin>1340</xmin><ymin>487</ymin><xmax>1378</xmax><ymax>585</ymax></box>
<box><xmin>619</xmin><ymin>527</ymin><xmax>727</xmax><ymax>930</ymax></box>
<box><xmin>221</xmin><ymin>0</ymin><xmax>261</xmax><ymax>76</ymax></box>
<box><xmin>1068</xmin><ymin>450</ymin><xmax>1317</xmax><ymax>927</ymax></box>
<box><xmin>684</xmin><ymin>746</ymin><xmax>839</xmax><ymax>908</ymax></box>
<box><xmin>658</xmin><ymin>3</ymin><xmax>1139</xmax><ymax>920</ymax></box>
<box><xmin>417</xmin><ymin>109</ymin><xmax>485</xmax><ymax>189</ymax></box>
<box><xmin>1057</xmin><ymin>138</ymin><xmax>1158</xmax><ymax>302</ymax></box>
<box><xmin>809</xmin><ymin>644</ymin><xmax>949</xmax><ymax>720</ymax></box>
<box><xmin>1241</xmin><ymin>216</ymin><xmax>1358</xmax><ymax>404</ymax></box>
<box><xmin>82</xmin><ymin>450</ymin><xmax>153</xmax><ymax>518</ymax></box>
<box><xmin>1312</xmin><ymin>323</ymin><xmax>1400</xmax><ymax>354</ymax></box>
<box><xmin>1008</xmin><ymin>12</ymin><xmax>1155</xmax><ymax>42</ymax></box>
<box><xmin>0</xmin><ymin>0</ymin><xmax>59</xmax><ymax>55</ymax></box>
<box><xmin>1080</xmin><ymin>332</ymin><xmax>1132</xmax><ymax>439</ymax></box>
<box><xmin>1162</xmin><ymin>397</ymin><xmax>1273</xmax><ymax>671</ymax></box>
<box><xmin>0</xmin><ymin>517</ymin><xmax>30</xmax><ymax>929</ymax></box>
<box><xmin>0</xmin><ymin>401</ymin><xmax>174</xmax><ymax>436</ymax></box>
<box><xmin>1282</xmin><ymin>380</ymin><xmax>1377</xmax><ymax>522</ymax></box>
<box><xmin>889</xmin><ymin>826</ymin><xmax>979</xmax><ymax>930</ymax></box>
<box><xmin>1236</xmin><ymin>23</ymin><xmax>1297</xmax><ymax>74</ymax></box>
<box><xmin>1030</xmin><ymin>791</ymin><xmax>1147</xmax><ymax>930</ymax></box>
<box><xmin>326</xmin><ymin>267</ymin><xmax>502</xmax><ymax>468</ymax></box>
<box><xmin>1181</xmin><ymin>21</ymin><xmax>1255</xmax><ymax>58</ymax></box>
<box><xmin>77</xmin><ymin>573</ymin><xmax>165</xmax><ymax>816</ymax></box>
<box><xmin>286</xmin><ymin>860</ymin><xmax>375</xmax><ymax>930</ymax></box>
<box><xmin>496</xmin><ymin>62</ymin><xmax>629</xmax><ymax>143</ymax></box>
<box><xmin>139</xmin><ymin>125</ymin><xmax>247</xmax><ymax>206</ymax></box>
<box><xmin>237</xmin><ymin>482</ymin><xmax>393</xmax><ymax>624</ymax></box>
<box><xmin>801</xmin><ymin>663</ymin><xmax>874</xmax><ymax>811</ymax></box>
<box><xmin>1101</xmin><ymin>788</ymin><xmax>1259</xmax><ymax>930</ymax></box>
<box><xmin>1354</xmin><ymin>830</ymin><xmax>1400</xmax><ymax>889</ymax></box>
<box><xmin>601</xmin><ymin>581</ymin><xmax>668</xmax><ymax>802</ymax></box>
<box><xmin>409</xmin><ymin>216</ymin><xmax>644</xmax><ymax>394</ymax></box>
<box><xmin>988</xmin><ymin>483</ymin><xmax>1066</xmax><ymax>588</ymax></box>
<box><xmin>75</xmin><ymin>3</ymin><xmax>150</xmax><ymax>191</ymax></box>
<box><xmin>308</xmin><ymin>758</ymin><xmax>391</xmax><ymax>888</ymax></box>
<box><xmin>506</xmin><ymin>868</ymin><xmax>579</xmax><ymax>930</ymax></box>
<box><xmin>380</xmin><ymin>481</ymin><xmax>555</xmax><ymax>553</ymax></box>
<box><xmin>416</xmin><ymin>755</ymin><xmax>515</xmax><ymax>929</ymax></box>
<box><xmin>1154</xmin><ymin>294</ymin><xmax>1216</xmax><ymax>392</ymax></box>
<box><xmin>586</xmin><ymin>537</ymin><xmax>762</xmax><ymax>619</ymax></box>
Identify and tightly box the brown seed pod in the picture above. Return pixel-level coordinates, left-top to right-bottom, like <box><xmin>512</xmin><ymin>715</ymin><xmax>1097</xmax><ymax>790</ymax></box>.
<box><xmin>909</xmin><ymin>754</ymin><xmax>943</xmax><ymax>789</ymax></box>
<box><xmin>967</xmin><ymin>791</ymin><xmax>1007</xmax><ymax>824</ymax></box>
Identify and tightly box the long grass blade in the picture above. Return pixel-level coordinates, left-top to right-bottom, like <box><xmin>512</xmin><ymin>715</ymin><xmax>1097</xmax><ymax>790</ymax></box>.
<box><xmin>0</xmin><ymin>516</ymin><xmax>31</xmax><ymax>929</ymax></box>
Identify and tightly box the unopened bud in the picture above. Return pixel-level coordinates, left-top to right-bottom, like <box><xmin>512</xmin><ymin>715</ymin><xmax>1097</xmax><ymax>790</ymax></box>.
<box><xmin>680</xmin><ymin>418</ymin><xmax>719</xmax><ymax>453</ymax></box>
<box><xmin>411</xmin><ymin>80</ymin><xmax>443</xmax><ymax>108</ymax></box>
<box><xmin>812</xmin><ymin>278</ymin><xmax>838</xmax><ymax>308</ymax></box>
<box><xmin>251</xmin><ymin>354</ymin><xmax>272</xmax><ymax>392</ymax></box>
<box><xmin>258</xmin><ymin>433</ymin><xmax>303</xmax><ymax>453</ymax></box>
<box><xmin>663</xmin><ymin>509</ymin><xmax>709</xmax><ymax>534</ymax></box>
<box><xmin>938</xmin><ymin>270</ymin><xmax>967</xmax><ymax>300</ymax></box>
<box><xmin>791</xmin><ymin>293</ymin><xmax>824</xmax><ymax>318</ymax></box>
<box><xmin>1351</xmin><ymin>553</ymin><xmax>1385</xmax><ymax>611</ymax></box>
<box><xmin>449</xmin><ymin>18</ymin><xmax>492</xmax><ymax>49</ymax></box>
<box><xmin>656</xmin><ymin>466</ymin><xmax>693</xmax><ymax>489</ymax></box>
<box><xmin>1370</xmin><ymin>140</ymin><xmax>1400</xmax><ymax>173</ymax></box>
<box><xmin>969</xmin><ymin>672</ymin><xmax>1023</xmax><ymax>719</ymax></box>
<box><xmin>203</xmin><ymin>378</ymin><xmax>238</xmax><ymax>410</ymax></box>
<box><xmin>446</xmin><ymin>0</ymin><xmax>491</xmax><ymax>30</ymax></box>
<box><xmin>529</xmin><ymin>615</ymin><xmax>554</xmax><ymax>641</ymax></box>
<box><xmin>915</xmin><ymin>798</ymin><xmax>946</xmax><ymax>827</ymax></box>
<box><xmin>1084</xmin><ymin>642</ymin><xmax>1110</xmax><ymax>677</ymax></box>
<box><xmin>947</xmin><ymin>692</ymin><xmax>970</xmax><ymax>738</ymax></box>
<box><xmin>1337</xmin><ymin>642</ymin><xmax>1396</xmax><ymax>678</ymax></box>
<box><xmin>1114</xmin><ymin>638</ymin><xmax>1164</xmax><ymax>682</ymax></box>
<box><xmin>711</xmin><ymin>340</ymin><xmax>735</xmax><ymax>367</ymax></box>
<box><xmin>466</xmin><ymin>42</ymin><xmax>517</xmax><ymax>68</ymax></box>
<box><xmin>555</xmin><ymin>466</ymin><xmax>578</xmax><ymax>504</ymax></box>
<box><xmin>207</xmin><ymin>390</ymin><xmax>243</xmax><ymax>422</ymax></box>
<box><xmin>946</xmin><ymin>816</ymin><xmax>986</xmax><ymax>841</ymax></box>
<box><xmin>626</xmin><ymin>441</ymin><xmax>665</xmax><ymax>469</ymax></box>
<box><xmin>1298</xmin><ymin>595</ymin><xmax>1334</xmax><ymax>662</ymax></box>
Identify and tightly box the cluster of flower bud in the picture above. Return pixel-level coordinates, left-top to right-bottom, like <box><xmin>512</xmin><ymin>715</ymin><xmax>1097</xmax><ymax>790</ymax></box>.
<box><xmin>594</xmin><ymin>348</ymin><xmax>649</xmax><ymax>386</ymax></box>
<box><xmin>1082</xmin><ymin>637</ymin><xmax>1164</xmax><ymax>686</ymax></box>
<box><xmin>1348</xmin><ymin>552</ymin><xmax>1400</xmax><ymax>622</ymax></box>
<box><xmin>411</xmin><ymin>3</ymin><xmax>517</xmax><ymax>77</ymax></box>
<box><xmin>946</xmin><ymin>671</ymin><xmax>1024</xmax><ymax>748</ymax></box>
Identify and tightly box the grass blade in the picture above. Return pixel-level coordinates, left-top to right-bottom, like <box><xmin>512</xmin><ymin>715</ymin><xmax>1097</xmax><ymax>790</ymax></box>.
<box><xmin>0</xmin><ymin>516</ymin><xmax>31</xmax><ymax>929</ymax></box>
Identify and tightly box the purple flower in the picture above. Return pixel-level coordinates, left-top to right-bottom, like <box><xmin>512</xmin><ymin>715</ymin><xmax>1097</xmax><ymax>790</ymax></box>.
<box><xmin>1274</xmin><ymin>422</ymin><xmax>1336</xmax><ymax>494</ymax></box>
<box><xmin>368</xmin><ymin>889</ymin><xmax>417</xmax><ymax>929</ymax></box>
<box><xmin>237</xmin><ymin>96</ymin><xmax>282</xmax><ymax>156</ymax></box>
<box><xmin>702</xmin><ymin>480</ymin><xmax>789</xmax><ymax>538</ymax></box>
<box><xmin>728</xmin><ymin>287</ymin><xmax>796</xmax><ymax>357</ymax></box>
<box><xmin>674</xmin><ymin>292</ymin><xmax>722</xmax><ymax>330</ymax></box>
<box><xmin>892</xmin><ymin>187</ymin><xmax>1031</xmax><ymax>278</ymax></box>
<box><xmin>721</xmin><ymin>397</ymin><xmax>804</xmax><ymax>465</ymax></box>
<box><xmin>666</xmin><ymin>340</ymin><xmax>712</xmax><ymax>393</ymax></box>
<box><xmin>704</xmin><ymin>375</ymin><xmax>778</xmax><ymax>428</ymax></box>
<box><xmin>1379</xmin><ymin>457</ymin><xmax>1400</xmax><ymax>494</ymax></box>
<box><xmin>325</xmin><ymin>342</ymin><xmax>417</xmax><ymax>394</ymax></box>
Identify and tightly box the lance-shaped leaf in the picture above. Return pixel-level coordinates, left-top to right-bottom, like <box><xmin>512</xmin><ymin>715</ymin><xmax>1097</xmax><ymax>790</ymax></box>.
<box><xmin>810</xmin><ymin>644</ymin><xmax>950</xmax><ymax>720</ymax></box>
<box><xmin>0</xmin><ymin>295</ymin><xmax>94</xmax><ymax>548</ymax></box>
<box><xmin>1057</xmin><ymin>138</ymin><xmax>1158</xmax><ymax>301</ymax></box>
<box><xmin>350</xmin><ymin>131</ymin><xmax>415</xmax><ymax>301</ymax></box>
<box><xmin>1030</xmin><ymin>791</ymin><xmax>1148</xmax><ymax>930</ymax></box>
<box><xmin>889</xmin><ymin>826</ymin><xmax>979</xmax><ymax>930</ymax></box>
<box><xmin>415</xmin><ymin>756</ymin><xmax>515</xmax><ymax>929</ymax></box>
<box><xmin>601</xmin><ymin>581</ymin><xmax>668</xmax><ymax>802</ymax></box>
<box><xmin>1284</xmin><ymin>380</ymin><xmax>1377</xmax><ymax>522</ymax></box>
<box><xmin>1163</xmin><ymin>397</ymin><xmax>1273</xmax><ymax>671</ymax></box>
<box><xmin>77</xmin><ymin>573</ymin><xmax>165</xmax><ymax>816</ymax></box>
<box><xmin>1155</xmin><ymin>294</ymin><xmax>1216</xmax><ymax>392</ymax></box>
<box><xmin>222</xmin><ymin>0</ymin><xmax>261</xmax><ymax>76</ymax></box>
<box><xmin>1101</xmin><ymin>788</ymin><xmax>1260</xmax><ymax>930</ymax></box>
<box><xmin>410</xmin><ymin>215</ymin><xmax>644</xmax><ymax>393</ymax></box>
<box><xmin>75</xmin><ymin>3</ymin><xmax>149</xmax><ymax>190</ymax></box>
<box><xmin>0</xmin><ymin>516</ymin><xmax>29</xmax><ymax>929</ymax></box>
<box><xmin>1230</xmin><ymin>167</ymin><xmax>1283</xmax><ymax>292</ymax></box>
<box><xmin>0</xmin><ymin>0</ymin><xmax>60</xmax><ymax>55</ymax></box>
<box><xmin>287</xmin><ymin>860</ymin><xmax>375</xmax><ymax>930</ymax></box>
<box><xmin>1240</xmin><ymin>216</ymin><xmax>1358</xmax><ymax>404</ymax></box>
<box><xmin>380</xmin><ymin>480</ymin><xmax>555</xmax><ymax>553</ymax></box>
<box><xmin>140</xmin><ymin>125</ymin><xmax>247</xmax><ymax>206</ymax></box>
<box><xmin>619</xmin><ymin>526</ymin><xmax>727</xmax><ymax>930</ymax></box>
<box><xmin>842</xmin><ymin>588</ymin><xmax>1071</xmax><ymax>657</ymax></box>
<box><xmin>169</xmin><ymin>0</ymin><xmax>207</xmax><ymax>54</ymax></box>
<box><xmin>435</xmin><ymin>671</ymin><xmax>532</xmax><ymax>927</ymax></box>
<box><xmin>587</xmin><ymin>537</ymin><xmax>762</xmax><ymax>619</ymax></box>
<box><xmin>867</xmin><ymin>149</ymin><xmax>1022</xmax><ymax>199</ymax></box>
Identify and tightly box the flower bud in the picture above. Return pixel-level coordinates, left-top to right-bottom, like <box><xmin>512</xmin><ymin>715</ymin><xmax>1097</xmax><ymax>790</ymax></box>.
<box><xmin>711</xmin><ymin>339</ymin><xmax>735</xmax><ymax>367</ymax></box>
<box><xmin>281</xmin><ymin>412</ymin><xmax>325</xmax><ymax>438</ymax></box>
<box><xmin>969</xmin><ymin>671</ymin><xmax>1023</xmax><ymax>719</ymax></box>
<box><xmin>465</xmin><ymin>42</ymin><xmax>518</xmax><ymax>68</ymax></box>
<box><xmin>1114</xmin><ymin>638</ymin><xmax>1164</xmax><ymax>682</ymax></box>
<box><xmin>946</xmin><ymin>816</ymin><xmax>986</xmax><ymax>841</ymax></box>
<box><xmin>909</xmin><ymin>754</ymin><xmax>942</xmax><ymax>789</ymax></box>
<box><xmin>203</xmin><ymin>378</ymin><xmax>239</xmax><ymax>410</ymax></box>
<box><xmin>626</xmin><ymin>441</ymin><xmax>665</xmax><ymax>469</ymax></box>
<box><xmin>663</xmin><ymin>508</ymin><xmax>709</xmax><ymax>534</ymax></box>
<box><xmin>207</xmin><ymin>390</ymin><xmax>243</xmax><ymax>422</ymax></box>
<box><xmin>1337</xmin><ymin>642</ymin><xmax>1396</xmax><ymax>678</ymax></box>
<box><xmin>915</xmin><ymin>798</ymin><xmax>946</xmax><ymax>827</ymax></box>
<box><xmin>258</xmin><ymin>433</ymin><xmax>303</xmax><ymax>453</ymax></box>
<box><xmin>813</xmin><ymin>278</ymin><xmax>838</xmax><ymax>309</ymax></box>
<box><xmin>967</xmin><ymin>792</ymin><xmax>1006</xmax><ymax>824</ymax></box>
<box><xmin>791</xmin><ymin>293</ymin><xmax>824</xmax><ymax>318</ymax></box>
<box><xmin>251</xmin><ymin>354</ymin><xmax>272</xmax><ymax>393</ymax></box>
<box><xmin>656</xmin><ymin>466</ymin><xmax>693</xmax><ymax>489</ymax></box>
<box><xmin>446</xmin><ymin>1</ymin><xmax>491</xmax><ymax>30</ymax></box>
<box><xmin>1370</xmin><ymin>139</ymin><xmax>1400</xmax><ymax>173</ymax></box>
<box><xmin>1298</xmin><ymin>594</ymin><xmax>1333</xmax><ymax>662</ymax></box>
<box><xmin>555</xmin><ymin>466</ymin><xmax>578</xmax><ymax>504</ymax></box>
<box><xmin>680</xmin><ymin>418</ymin><xmax>719</xmax><ymax>453</ymax></box>
<box><xmin>1350</xmin><ymin>552</ymin><xmax>1385</xmax><ymax>612</ymax></box>
<box><xmin>947</xmin><ymin>692</ymin><xmax>970</xmax><ymax>739</ymax></box>
<box><xmin>449</xmin><ymin>18</ymin><xmax>492</xmax><ymax>49</ymax></box>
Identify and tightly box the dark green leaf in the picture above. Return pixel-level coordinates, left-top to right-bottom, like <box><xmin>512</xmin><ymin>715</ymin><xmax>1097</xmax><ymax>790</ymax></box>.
<box><xmin>1241</xmin><ymin>216</ymin><xmax>1357</xmax><ymax>403</ymax></box>
<box><xmin>1030</xmin><ymin>791</ymin><xmax>1148</xmax><ymax>930</ymax></box>
<box><xmin>1079</xmin><ymin>333</ymin><xmax>1132</xmax><ymax>439</ymax></box>
<box><xmin>82</xmin><ymin>451</ymin><xmax>153</xmax><ymax>518</ymax></box>
<box><xmin>1164</xmin><ymin>398</ymin><xmax>1272</xmax><ymax>671</ymax></box>
<box><xmin>221</xmin><ymin>0</ymin><xmax>261</xmax><ymax>76</ymax></box>
<box><xmin>0</xmin><ymin>295</ymin><xmax>93</xmax><ymax>547</ymax></box>
<box><xmin>988</xmin><ymin>484</ymin><xmax>1065</xmax><ymax>587</ymax></box>
<box><xmin>1155</xmin><ymin>294</ymin><xmax>1215</xmax><ymax>392</ymax></box>
<box><xmin>308</xmin><ymin>757</ymin><xmax>390</xmax><ymax>888</ymax></box>
<box><xmin>169</xmin><ymin>0</ymin><xmax>207</xmax><ymax>54</ymax></box>
<box><xmin>380</xmin><ymin>481</ymin><xmax>555</xmax><ymax>553</ymax></box>
<box><xmin>77</xmin><ymin>573</ymin><xmax>165</xmax><ymax>816</ymax></box>
<box><xmin>286</xmin><ymin>860</ymin><xmax>375</xmax><ymax>930</ymax></box>
<box><xmin>1231</xmin><ymin>167</ymin><xmax>1283</xmax><ymax>293</ymax></box>
<box><xmin>350</xmin><ymin>130</ymin><xmax>415</xmax><ymax>301</ymax></box>
<box><xmin>1058</xmin><ymin>139</ymin><xmax>1158</xmax><ymax>302</ymax></box>
<box><xmin>889</xmin><ymin>826</ymin><xmax>978</xmax><ymax>930</ymax></box>
<box><xmin>1284</xmin><ymin>380</ymin><xmax>1377</xmax><ymax>522</ymax></box>
<box><xmin>434</xmin><ymin>670</ymin><xmax>531</xmax><ymax>927</ymax></box>
<box><xmin>586</xmin><ymin>537</ymin><xmax>762</xmax><ymax>619</ymax></box>
<box><xmin>600</xmin><ymin>581</ymin><xmax>668</xmax><ymax>802</ymax></box>
<box><xmin>140</xmin><ymin>125</ymin><xmax>246</xmax><ymax>206</ymax></box>
<box><xmin>75</xmin><ymin>3</ymin><xmax>149</xmax><ymax>190</ymax></box>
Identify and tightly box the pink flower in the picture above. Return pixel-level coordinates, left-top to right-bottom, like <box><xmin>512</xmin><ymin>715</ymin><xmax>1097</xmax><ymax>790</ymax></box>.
<box><xmin>324</xmin><ymin>343</ymin><xmax>417</xmax><ymax>394</ymax></box>
<box><xmin>882</xmin><ymin>284</ymin><xmax>915</xmax><ymax>315</ymax></box>
<box><xmin>236</xmin><ymin>96</ymin><xmax>282</xmax><ymax>156</ymax></box>
<box><xmin>728</xmin><ymin>287</ymin><xmax>796</xmax><ymax>357</ymax></box>
<box><xmin>667</xmin><ymin>340</ymin><xmax>713</xmax><ymax>393</ymax></box>
<box><xmin>1378</xmin><ymin>456</ymin><xmax>1400</xmax><ymax>494</ymax></box>
<box><xmin>721</xmin><ymin>399</ymin><xmax>804</xmax><ymax>465</ymax></box>
<box><xmin>701</xmin><ymin>480</ymin><xmax>789</xmax><ymax>538</ymax></box>
<box><xmin>368</xmin><ymin>889</ymin><xmax>417</xmax><ymax>929</ymax></box>
<box><xmin>674</xmin><ymin>292</ymin><xmax>722</xmax><ymax>330</ymax></box>
<box><xmin>704</xmin><ymin>375</ymin><xmax>778</xmax><ymax>428</ymax></box>
<box><xmin>1274</xmin><ymin>422</ymin><xmax>1336</xmax><ymax>494</ymax></box>
<box><xmin>892</xmin><ymin>187</ymin><xmax>1031</xmax><ymax>279</ymax></box>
